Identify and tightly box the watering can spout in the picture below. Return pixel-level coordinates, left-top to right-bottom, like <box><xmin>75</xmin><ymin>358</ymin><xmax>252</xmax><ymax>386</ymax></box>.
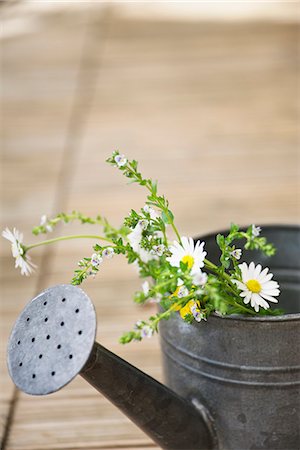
<box><xmin>81</xmin><ymin>342</ymin><xmax>218</xmax><ymax>449</ymax></box>
<box><xmin>7</xmin><ymin>285</ymin><xmax>218</xmax><ymax>450</ymax></box>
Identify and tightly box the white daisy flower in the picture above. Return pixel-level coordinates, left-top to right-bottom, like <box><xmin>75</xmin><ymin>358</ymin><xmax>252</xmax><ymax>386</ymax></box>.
<box><xmin>102</xmin><ymin>247</ymin><xmax>114</xmax><ymax>259</ymax></box>
<box><xmin>230</xmin><ymin>249</ymin><xmax>242</xmax><ymax>260</ymax></box>
<box><xmin>91</xmin><ymin>253</ymin><xmax>103</xmax><ymax>267</ymax></box>
<box><xmin>252</xmin><ymin>224</ymin><xmax>262</xmax><ymax>237</ymax></box>
<box><xmin>166</xmin><ymin>237</ymin><xmax>207</xmax><ymax>275</ymax></box>
<box><xmin>192</xmin><ymin>271</ymin><xmax>208</xmax><ymax>286</ymax></box>
<box><xmin>114</xmin><ymin>154</ymin><xmax>127</xmax><ymax>167</ymax></box>
<box><xmin>233</xmin><ymin>262</ymin><xmax>280</xmax><ymax>312</ymax></box>
<box><xmin>2</xmin><ymin>227</ymin><xmax>37</xmax><ymax>276</ymax></box>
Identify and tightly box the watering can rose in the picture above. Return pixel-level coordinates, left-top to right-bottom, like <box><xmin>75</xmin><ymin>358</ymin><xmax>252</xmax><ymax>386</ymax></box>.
<box><xmin>2</xmin><ymin>152</ymin><xmax>282</xmax><ymax>343</ymax></box>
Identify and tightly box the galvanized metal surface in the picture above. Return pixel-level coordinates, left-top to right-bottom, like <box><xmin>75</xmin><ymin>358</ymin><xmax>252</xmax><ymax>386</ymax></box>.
<box><xmin>7</xmin><ymin>286</ymin><xmax>216</xmax><ymax>449</ymax></box>
<box><xmin>160</xmin><ymin>225</ymin><xmax>300</xmax><ymax>449</ymax></box>
<box><xmin>7</xmin><ymin>285</ymin><xmax>97</xmax><ymax>395</ymax></box>
<box><xmin>6</xmin><ymin>226</ymin><xmax>300</xmax><ymax>449</ymax></box>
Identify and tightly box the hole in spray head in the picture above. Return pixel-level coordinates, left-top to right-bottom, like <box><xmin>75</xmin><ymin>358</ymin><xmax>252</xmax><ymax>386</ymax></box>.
<box><xmin>32</xmin><ymin>374</ymin><xmax>36</xmax><ymax>379</ymax></box>
<box><xmin>19</xmin><ymin>362</ymin><xmax>22</xmax><ymax>367</ymax></box>
<box><xmin>43</xmin><ymin>301</ymin><xmax>47</xmax><ymax>306</ymax></box>
<box><xmin>51</xmin><ymin>371</ymin><xmax>55</xmax><ymax>376</ymax></box>
<box><xmin>44</xmin><ymin>317</ymin><xmax>48</xmax><ymax>322</ymax></box>
<box><xmin>57</xmin><ymin>344</ymin><xmax>61</xmax><ymax>349</ymax></box>
<box><xmin>62</xmin><ymin>298</ymin><xmax>66</xmax><ymax>303</ymax></box>
<box><xmin>31</xmin><ymin>337</ymin><xmax>35</xmax><ymax>343</ymax></box>
<box><xmin>69</xmin><ymin>354</ymin><xmax>73</xmax><ymax>359</ymax></box>
<box><xmin>78</xmin><ymin>330</ymin><xmax>82</xmax><ymax>335</ymax></box>
<box><xmin>46</xmin><ymin>335</ymin><xmax>50</xmax><ymax>340</ymax></box>
<box><xmin>17</xmin><ymin>340</ymin><xmax>21</xmax><ymax>345</ymax></box>
<box><xmin>60</xmin><ymin>322</ymin><xmax>64</xmax><ymax>327</ymax></box>
<box><xmin>26</xmin><ymin>318</ymin><xmax>30</xmax><ymax>322</ymax></box>
<box><xmin>39</xmin><ymin>354</ymin><xmax>43</xmax><ymax>359</ymax></box>
<box><xmin>75</xmin><ymin>309</ymin><xmax>79</xmax><ymax>314</ymax></box>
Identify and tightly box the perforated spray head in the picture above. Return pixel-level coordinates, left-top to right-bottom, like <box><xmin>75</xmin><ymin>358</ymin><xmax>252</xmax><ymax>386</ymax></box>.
<box><xmin>7</xmin><ymin>284</ymin><xmax>97</xmax><ymax>395</ymax></box>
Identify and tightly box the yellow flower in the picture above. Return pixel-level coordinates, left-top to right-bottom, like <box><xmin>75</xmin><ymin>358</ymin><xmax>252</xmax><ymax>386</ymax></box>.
<box><xmin>179</xmin><ymin>300</ymin><xmax>200</xmax><ymax>319</ymax></box>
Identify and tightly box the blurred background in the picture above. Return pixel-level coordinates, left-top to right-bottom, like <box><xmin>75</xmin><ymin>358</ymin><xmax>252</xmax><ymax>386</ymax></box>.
<box><xmin>1</xmin><ymin>2</ymin><xmax>299</xmax><ymax>449</ymax></box>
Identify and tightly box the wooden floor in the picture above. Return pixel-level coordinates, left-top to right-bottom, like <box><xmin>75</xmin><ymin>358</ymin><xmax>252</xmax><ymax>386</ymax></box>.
<box><xmin>1</xmin><ymin>4</ymin><xmax>299</xmax><ymax>450</ymax></box>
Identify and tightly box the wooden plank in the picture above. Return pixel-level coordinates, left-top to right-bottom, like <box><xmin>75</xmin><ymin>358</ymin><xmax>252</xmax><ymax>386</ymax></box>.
<box><xmin>2</xmin><ymin>5</ymin><xmax>299</xmax><ymax>450</ymax></box>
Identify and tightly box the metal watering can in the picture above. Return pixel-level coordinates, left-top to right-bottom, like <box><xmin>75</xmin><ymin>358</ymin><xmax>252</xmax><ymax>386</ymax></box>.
<box><xmin>7</xmin><ymin>226</ymin><xmax>300</xmax><ymax>449</ymax></box>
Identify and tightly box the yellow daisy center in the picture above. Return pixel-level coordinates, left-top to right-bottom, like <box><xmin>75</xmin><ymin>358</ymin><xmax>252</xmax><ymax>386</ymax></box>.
<box><xmin>181</xmin><ymin>255</ymin><xmax>194</xmax><ymax>270</ymax></box>
<box><xmin>246</xmin><ymin>279</ymin><xmax>262</xmax><ymax>293</ymax></box>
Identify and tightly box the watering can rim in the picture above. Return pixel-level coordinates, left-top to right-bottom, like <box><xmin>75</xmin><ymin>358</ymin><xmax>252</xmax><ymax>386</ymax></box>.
<box><xmin>194</xmin><ymin>223</ymin><xmax>300</xmax><ymax>323</ymax></box>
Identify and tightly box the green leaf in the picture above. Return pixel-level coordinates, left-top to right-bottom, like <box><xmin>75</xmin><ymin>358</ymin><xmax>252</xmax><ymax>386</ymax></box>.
<box><xmin>161</xmin><ymin>209</ymin><xmax>174</xmax><ymax>224</ymax></box>
<box><xmin>216</xmin><ymin>234</ymin><xmax>225</xmax><ymax>248</ymax></box>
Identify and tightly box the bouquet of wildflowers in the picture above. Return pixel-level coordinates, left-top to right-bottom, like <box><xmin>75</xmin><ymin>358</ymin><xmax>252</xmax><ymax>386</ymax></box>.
<box><xmin>3</xmin><ymin>152</ymin><xmax>282</xmax><ymax>343</ymax></box>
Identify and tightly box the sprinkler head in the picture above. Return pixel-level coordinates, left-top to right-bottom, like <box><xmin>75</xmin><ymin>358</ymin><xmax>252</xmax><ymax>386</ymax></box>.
<box><xmin>7</xmin><ymin>284</ymin><xmax>97</xmax><ymax>395</ymax></box>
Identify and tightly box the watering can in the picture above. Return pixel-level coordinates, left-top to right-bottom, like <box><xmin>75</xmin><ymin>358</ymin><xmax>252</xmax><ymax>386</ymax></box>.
<box><xmin>7</xmin><ymin>225</ymin><xmax>300</xmax><ymax>449</ymax></box>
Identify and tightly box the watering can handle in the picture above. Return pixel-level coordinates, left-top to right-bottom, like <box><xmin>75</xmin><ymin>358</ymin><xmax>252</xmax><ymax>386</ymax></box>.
<box><xmin>81</xmin><ymin>342</ymin><xmax>218</xmax><ymax>450</ymax></box>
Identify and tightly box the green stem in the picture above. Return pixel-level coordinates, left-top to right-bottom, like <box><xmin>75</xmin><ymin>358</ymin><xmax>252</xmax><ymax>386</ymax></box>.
<box><xmin>170</xmin><ymin>222</ymin><xmax>182</xmax><ymax>244</ymax></box>
<box><xmin>204</xmin><ymin>258</ymin><xmax>235</xmax><ymax>286</ymax></box>
<box><xmin>25</xmin><ymin>234</ymin><xmax>114</xmax><ymax>251</ymax></box>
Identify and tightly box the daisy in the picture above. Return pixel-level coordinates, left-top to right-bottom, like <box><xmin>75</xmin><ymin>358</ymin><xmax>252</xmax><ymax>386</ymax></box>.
<box><xmin>2</xmin><ymin>227</ymin><xmax>36</xmax><ymax>276</ymax></box>
<box><xmin>166</xmin><ymin>237</ymin><xmax>207</xmax><ymax>275</ymax></box>
<box><xmin>233</xmin><ymin>262</ymin><xmax>280</xmax><ymax>312</ymax></box>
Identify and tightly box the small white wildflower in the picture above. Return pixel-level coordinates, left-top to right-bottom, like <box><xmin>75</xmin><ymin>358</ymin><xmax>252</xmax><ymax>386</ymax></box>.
<box><xmin>177</xmin><ymin>285</ymin><xmax>189</xmax><ymax>298</ymax></box>
<box><xmin>152</xmin><ymin>244</ymin><xmax>165</xmax><ymax>257</ymax></box>
<box><xmin>91</xmin><ymin>253</ymin><xmax>103</xmax><ymax>267</ymax></box>
<box><xmin>142</xmin><ymin>281</ymin><xmax>150</xmax><ymax>295</ymax></box>
<box><xmin>141</xmin><ymin>325</ymin><xmax>153</xmax><ymax>339</ymax></box>
<box><xmin>114</xmin><ymin>154</ymin><xmax>127</xmax><ymax>167</ymax></box>
<box><xmin>149</xmin><ymin>292</ymin><xmax>162</xmax><ymax>304</ymax></box>
<box><xmin>190</xmin><ymin>302</ymin><xmax>206</xmax><ymax>322</ymax></box>
<box><xmin>40</xmin><ymin>215</ymin><xmax>53</xmax><ymax>232</ymax></box>
<box><xmin>230</xmin><ymin>249</ymin><xmax>242</xmax><ymax>260</ymax></box>
<box><xmin>102</xmin><ymin>247</ymin><xmax>114</xmax><ymax>259</ymax></box>
<box><xmin>233</xmin><ymin>262</ymin><xmax>280</xmax><ymax>312</ymax></box>
<box><xmin>252</xmin><ymin>224</ymin><xmax>262</xmax><ymax>237</ymax></box>
<box><xmin>134</xmin><ymin>320</ymin><xmax>142</xmax><ymax>330</ymax></box>
<box><xmin>138</xmin><ymin>219</ymin><xmax>149</xmax><ymax>230</ymax></box>
<box><xmin>143</xmin><ymin>205</ymin><xmax>159</xmax><ymax>220</ymax></box>
<box><xmin>192</xmin><ymin>271</ymin><xmax>208</xmax><ymax>286</ymax></box>
<box><xmin>2</xmin><ymin>227</ymin><xmax>37</xmax><ymax>276</ymax></box>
